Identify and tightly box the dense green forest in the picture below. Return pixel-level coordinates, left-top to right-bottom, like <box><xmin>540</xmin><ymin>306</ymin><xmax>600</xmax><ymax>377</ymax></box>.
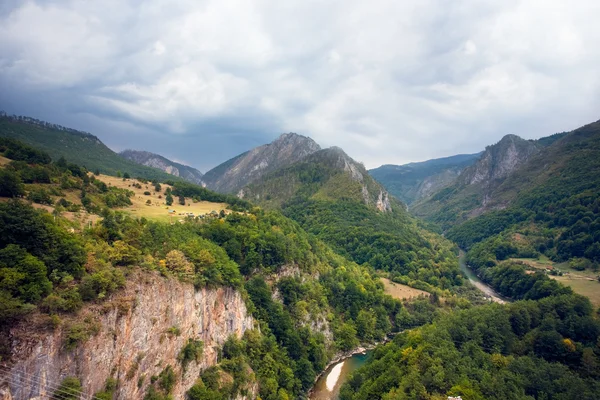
<box><xmin>340</xmin><ymin>280</ymin><xmax>600</xmax><ymax>399</ymax></box>
<box><xmin>0</xmin><ymin>114</ymin><xmax>179</xmax><ymax>182</ymax></box>
<box><xmin>242</xmin><ymin>148</ymin><xmax>463</xmax><ymax>292</ymax></box>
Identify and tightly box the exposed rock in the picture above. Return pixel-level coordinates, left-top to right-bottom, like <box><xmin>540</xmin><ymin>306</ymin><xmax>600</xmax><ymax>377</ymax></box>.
<box><xmin>1</xmin><ymin>272</ymin><xmax>253</xmax><ymax>400</ymax></box>
<box><xmin>203</xmin><ymin>133</ymin><xmax>321</xmax><ymax>194</ymax></box>
<box><xmin>460</xmin><ymin>134</ymin><xmax>539</xmax><ymax>187</ymax></box>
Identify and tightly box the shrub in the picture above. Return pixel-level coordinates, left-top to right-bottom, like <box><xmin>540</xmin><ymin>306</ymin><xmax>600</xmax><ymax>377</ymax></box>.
<box><xmin>52</xmin><ymin>377</ymin><xmax>81</xmax><ymax>400</ymax></box>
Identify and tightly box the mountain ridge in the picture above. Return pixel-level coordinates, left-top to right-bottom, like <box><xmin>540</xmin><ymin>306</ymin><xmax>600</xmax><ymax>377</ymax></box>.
<box><xmin>119</xmin><ymin>149</ymin><xmax>205</xmax><ymax>185</ymax></box>
<box><xmin>203</xmin><ymin>132</ymin><xmax>321</xmax><ymax>194</ymax></box>
<box><xmin>369</xmin><ymin>152</ymin><xmax>482</xmax><ymax>205</ymax></box>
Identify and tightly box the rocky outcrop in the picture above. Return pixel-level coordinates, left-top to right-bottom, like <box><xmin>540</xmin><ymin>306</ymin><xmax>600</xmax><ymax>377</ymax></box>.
<box><xmin>460</xmin><ymin>135</ymin><xmax>539</xmax><ymax>187</ymax></box>
<box><xmin>120</xmin><ymin>150</ymin><xmax>205</xmax><ymax>185</ymax></box>
<box><xmin>1</xmin><ymin>272</ymin><xmax>254</xmax><ymax>400</ymax></box>
<box><xmin>203</xmin><ymin>133</ymin><xmax>321</xmax><ymax>194</ymax></box>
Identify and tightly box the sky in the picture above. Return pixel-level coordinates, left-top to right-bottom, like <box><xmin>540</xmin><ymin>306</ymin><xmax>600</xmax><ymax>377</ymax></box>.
<box><xmin>1</xmin><ymin>0</ymin><xmax>600</xmax><ymax>172</ymax></box>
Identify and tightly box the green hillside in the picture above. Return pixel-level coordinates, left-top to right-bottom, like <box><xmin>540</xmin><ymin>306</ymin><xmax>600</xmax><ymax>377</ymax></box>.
<box><xmin>0</xmin><ymin>114</ymin><xmax>179</xmax><ymax>182</ymax></box>
<box><xmin>242</xmin><ymin>147</ymin><xmax>462</xmax><ymax>292</ymax></box>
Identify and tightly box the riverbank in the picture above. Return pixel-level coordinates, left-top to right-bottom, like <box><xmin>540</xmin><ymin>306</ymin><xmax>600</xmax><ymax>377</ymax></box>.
<box><xmin>458</xmin><ymin>250</ymin><xmax>507</xmax><ymax>304</ymax></box>
<box><xmin>308</xmin><ymin>333</ymin><xmax>399</xmax><ymax>399</ymax></box>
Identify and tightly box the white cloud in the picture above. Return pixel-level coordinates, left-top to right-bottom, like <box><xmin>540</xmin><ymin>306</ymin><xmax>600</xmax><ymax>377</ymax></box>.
<box><xmin>1</xmin><ymin>0</ymin><xmax>599</xmax><ymax>169</ymax></box>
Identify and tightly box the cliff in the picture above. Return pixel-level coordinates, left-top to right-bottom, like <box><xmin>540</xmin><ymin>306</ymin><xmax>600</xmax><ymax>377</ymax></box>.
<box><xmin>1</xmin><ymin>271</ymin><xmax>254</xmax><ymax>400</ymax></box>
<box><xmin>412</xmin><ymin>134</ymin><xmax>541</xmax><ymax>228</ymax></box>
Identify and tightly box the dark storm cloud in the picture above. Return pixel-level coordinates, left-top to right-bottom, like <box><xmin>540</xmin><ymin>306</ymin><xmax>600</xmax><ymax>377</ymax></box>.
<box><xmin>1</xmin><ymin>0</ymin><xmax>599</xmax><ymax>171</ymax></box>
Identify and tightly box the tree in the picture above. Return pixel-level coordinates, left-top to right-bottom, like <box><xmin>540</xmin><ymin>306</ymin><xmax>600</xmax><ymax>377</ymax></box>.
<box><xmin>166</xmin><ymin>193</ymin><xmax>173</xmax><ymax>206</ymax></box>
<box><xmin>123</xmin><ymin>172</ymin><xmax>131</xmax><ymax>179</ymax></box>
<box><xmin>0</xmin><ymin>169</ymin><xmax>24</xmax><ymax>197</ymax></box>
<box><xmin>178</xmin><ymin>195</ymin><xmax>185</xmax><ymax>206</ymax></box>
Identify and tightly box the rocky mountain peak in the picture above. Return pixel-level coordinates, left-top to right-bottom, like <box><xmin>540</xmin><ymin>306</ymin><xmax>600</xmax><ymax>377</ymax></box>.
<box><xmin>203</xmin><ymin>132</ymin><xmax>321</xmax><ymax>193</ymax></box>
<box><xmin>463</xmin><ymin>134</ymin><xmax>539</xmax><ymax>186</ymax></box>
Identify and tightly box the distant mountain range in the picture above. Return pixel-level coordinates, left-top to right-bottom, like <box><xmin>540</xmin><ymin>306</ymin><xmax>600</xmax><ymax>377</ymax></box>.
<box><xmin>369</xmin><ymin>153</ymin><xmax>482</xmax><ymax>205</ymax></box>
<box><xmin>119</xmin><ymin>149</ymin><xmax>204</xmax><ymax>185</ymax></box>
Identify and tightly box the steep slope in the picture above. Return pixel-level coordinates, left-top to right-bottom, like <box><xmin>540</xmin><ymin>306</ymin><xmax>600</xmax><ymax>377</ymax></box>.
<box><xmin>120</xmin><ymin>149</ymin><xmax>204</xmax><ymax>185</ymax></box>
<box><xmin>203</xmin><ymin>132</ymin><xmax>321</xmax><ymax>194</ymax></box>
<box><xmin>412</xmin><ymin>134</ymin><xmax>541</xmax><ymax>229</ymax></box>
<box><xmin>439</xmin><ymin>119</ymin><xmax>600</xmax><ymax>275</ymax></box>
<box><xmin>240</xmin><ymin>146</ymin><xmax>392</xmax><ymax>212</ymax></box>
<box><xmin>240</xmin><ymin>147</ymin><xmax>462</xmax><ymax>291</ymax></box>
<box><xmin>0</xmin><ymin>114</ymin><xmax>177</xmax><ymax>182</ymax></box>
<box><xmin>369</xmin><ymin>153</ymin><xmax>481</xmax><ymax>205</ymax></box>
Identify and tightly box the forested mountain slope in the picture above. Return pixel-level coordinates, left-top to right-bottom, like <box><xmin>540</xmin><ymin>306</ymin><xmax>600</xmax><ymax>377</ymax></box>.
<box><xmin>0</xmin><ymin>114</ymin><xmax>177</xmax><ymax>182</ymax></box>
<box><xmin>119</xmin><ymin>149</ymin><xmax>204</xmax><ymax>185</ymax></box>
<box><xmin>203</xmin><ymin>132</ymin><xmax>321</xmax><ymax>194</ymax></box>
<box><xmin>412</xmin><ymin>134</ymin><xmax>541</xmax><ymax>229</ymax></box>
<box><xmin>369</xmin><ymin>152</ymin><xmax>481</xmax><ymax>205</ymax></box>
<box><xmin>446</xmin><ymin>120</ymin><xmax>600</xmax><ymax>273</ymax></box>
<box><xmin>240</xmin><ymin>146</ymin><xmax>462</xmax><ymax>292</ymax></box>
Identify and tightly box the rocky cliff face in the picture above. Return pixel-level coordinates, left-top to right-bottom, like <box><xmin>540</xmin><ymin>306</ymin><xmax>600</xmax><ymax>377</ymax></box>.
<box><xmin>460</xmin><ymin>135</ymin><xmax>539</xmax><ymax>187</ymax></box>
<box><xmin>120</xmin><ymin>150</ymin><xmax>205</xmax><ymax>185</ymax></box>
<box><xmin>203</xmin><ymin>133</ymin><xmax>321</xmax><ymax>194</ymax></box>
<box><xmin>1</xmin><ymin>272</ymin><xmax>254</xmax><ymax>400</ymax></box>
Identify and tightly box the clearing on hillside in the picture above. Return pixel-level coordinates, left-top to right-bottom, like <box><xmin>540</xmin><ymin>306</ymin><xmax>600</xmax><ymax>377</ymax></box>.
<box><xmin>552</xmin><ymin>275</ymin><xmax>600</xmax><ymax>307</ymax></box>
<box><xmin>380</xmin><ymin>278</ymin><xmax>430</xmax><ymax>300</ymax></box>
<box><xmin>97</xmin><ymin>174</ymin><xmax>229</xmax><ymax>222</ymax></box>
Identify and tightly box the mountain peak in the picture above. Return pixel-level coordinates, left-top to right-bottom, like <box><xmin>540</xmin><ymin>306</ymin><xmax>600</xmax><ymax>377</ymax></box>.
<box><xmin>203</xmin><ymin>132</ymin><xmax>321</xmax><ymax>193</ymax></box>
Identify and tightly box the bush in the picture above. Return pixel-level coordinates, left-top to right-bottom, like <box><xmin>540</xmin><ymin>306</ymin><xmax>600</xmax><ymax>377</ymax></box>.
<box><xmin>144</xmin><ymin>191</ymin><xmax>151</xmax><ymax>196</ymax></box>
<box><xmin>52</xmin><ymin>377</ymin><xmax>81</xmax><ymax>400</ymax></box>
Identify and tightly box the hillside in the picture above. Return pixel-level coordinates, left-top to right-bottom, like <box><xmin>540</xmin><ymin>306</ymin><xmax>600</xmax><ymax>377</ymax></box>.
<box><xmin>428</xmin><ymin>120</ymin><xmax>600</xmax><ymax>302</ymax></box>
<box><xmin>412</xmin><ymin>134</ymin><xmax>541</xmax><ymax>229</ymax></box>
<box><xmin>240</xmin><ymin>146</ymin><xmax>462</xmax><ymax>292</ymax></box>
<box><xmin>120</xmin><ymin>149</ymin><xmax>204</xmax><ymax>185</ymax></box>
<box><xmin>369</xmin><ymin>153</ymin><xmax>481</xmax><ymax>205</ymax></box>
<box><xmin>0</xmin><ymin>114</ymin><xmax>177</xmax><ymax>182</ymax></box>
<box><xmin>203</xmin><ymin>132</ymin><xmax>321</xmax><ymax>194</ymax></box>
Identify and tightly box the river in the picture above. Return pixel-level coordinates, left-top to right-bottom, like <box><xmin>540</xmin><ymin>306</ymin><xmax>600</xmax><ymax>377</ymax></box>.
<box><xmin>458</xmin><ymin>250</ymin><xmax>507</xmax><ymax>304</ymax></box>
<box><xmin>309</xmin><ymin>351</ymin><xmax>371</xmax><ymax>400</ymax></box>
<box><xmin>309</xmin><ymin>252</ymin><xmax>505</xmax><ymax>399</ymax></box>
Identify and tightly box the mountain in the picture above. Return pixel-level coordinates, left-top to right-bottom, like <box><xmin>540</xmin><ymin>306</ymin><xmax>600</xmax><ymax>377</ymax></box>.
<box><xmin>202</xmin><ymin>132</ymin><xmax>321</xmax><ymax>194</ymax></box>
<box><xmin>369</xmin><ymin>153</ymin><xmax>481</xmax><ymax>205</ymax></box>
<box><xmin>0</xmin><ymin>113</ymin><xmax>178</xmax><ymax>182</ymax></box>
<box><xmin>411</xmin><ymin>134</ymin><xmax>541</xmax><ymax>229</ymax></box>
<box><xmin>119</xmin><ymin>149</ymin><xmax>204</xmax><ymax>185</ymax></box>
<box><xmin>399</xmin><ymin>119</ymin><xmax>600</xmax><ymax>288</ymax></box>
<box><xmin>240</xmin><ymin>146</ymin><xmax>393</xmax><ymax>212</ymax></box>
<box><xmin>237</xmin><ymin>145</ymin><xmax>461</xmax><ymax>291</ymax></box>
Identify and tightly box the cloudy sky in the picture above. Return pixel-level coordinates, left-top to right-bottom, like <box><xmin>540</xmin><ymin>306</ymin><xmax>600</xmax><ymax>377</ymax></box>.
<box><xmin>1</xmin><ymin>0</ymin><xmax>599</xmax><ymax>171</ymax></box>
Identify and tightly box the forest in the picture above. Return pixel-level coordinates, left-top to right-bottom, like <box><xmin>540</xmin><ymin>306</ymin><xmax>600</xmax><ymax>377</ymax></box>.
<box><xmin>1</xmin><ymin>133</ymin><xmax>600</xmax><ymax>399</ymax></box>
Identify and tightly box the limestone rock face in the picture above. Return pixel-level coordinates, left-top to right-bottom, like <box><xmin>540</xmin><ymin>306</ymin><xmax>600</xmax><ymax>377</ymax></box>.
<box><xmin>2</xmin><ymin>272</ymin><xmax>253</xmax><ymax>400</ymax></box>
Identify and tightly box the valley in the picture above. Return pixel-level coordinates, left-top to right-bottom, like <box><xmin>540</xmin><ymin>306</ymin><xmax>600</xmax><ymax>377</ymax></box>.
<box><xmin>1</xmin><ymin>116</ymin><xmax>600</xmax><ymax>400</ymax></box>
